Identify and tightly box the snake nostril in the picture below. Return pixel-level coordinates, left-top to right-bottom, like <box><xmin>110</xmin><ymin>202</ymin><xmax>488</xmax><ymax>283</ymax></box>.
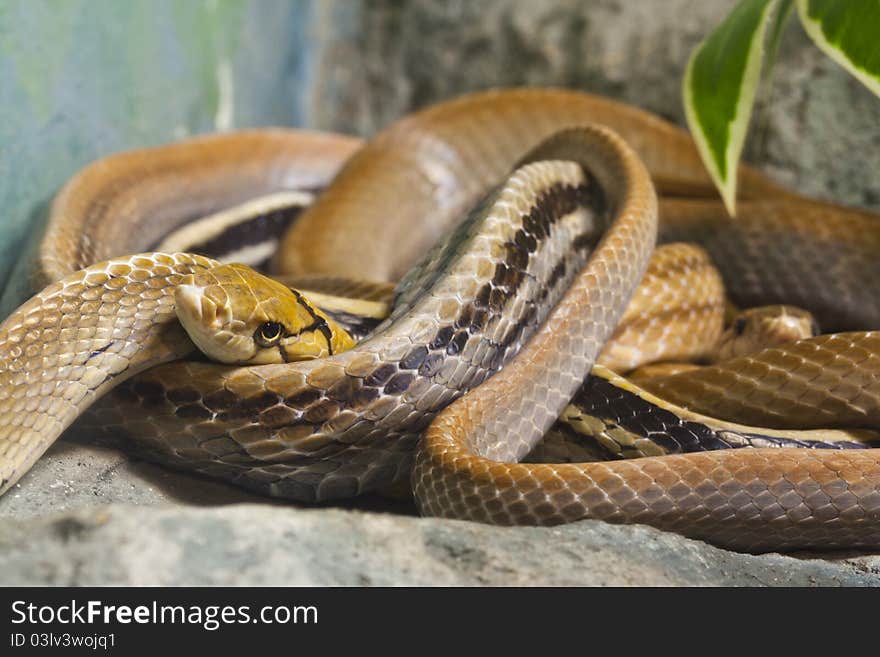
<box><xmin>733</xmin><ymin>317</ymin><xmax>747</xmax><ymax>336</ymax></box>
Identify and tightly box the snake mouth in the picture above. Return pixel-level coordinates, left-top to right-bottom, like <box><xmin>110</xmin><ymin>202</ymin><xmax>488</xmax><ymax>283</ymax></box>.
<box><xmin>175</xmin><ymin>283</ymin><xmax>218</xmax><ymax>327</ymax></box>
<box><xmin>174</xmin><ymin>282</ymin><xmax>235</xmax><ymax>337</ymax></box>
<box><xmin>174</xmin><ymin>282</ymin><xmax>249</xmax><ymax>363</ymax></box>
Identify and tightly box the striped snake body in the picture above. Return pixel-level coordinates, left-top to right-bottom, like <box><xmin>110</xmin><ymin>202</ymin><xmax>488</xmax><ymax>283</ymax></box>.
<box><xmin>2</xmin><ymin>88</ymin><xmax>880</xmax><ymax>552</ymax></box>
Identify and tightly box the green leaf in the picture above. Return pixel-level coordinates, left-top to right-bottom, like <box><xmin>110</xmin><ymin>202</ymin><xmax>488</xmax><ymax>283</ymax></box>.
<box><xmin>797</xmin><ymin>0</ymin><xmax>880</xmax><ymax>98</ymax></box>
<box><xmin>683</xmin><ymin>0</ymin><xmax>779</xmax><ymax>215</ymax></box>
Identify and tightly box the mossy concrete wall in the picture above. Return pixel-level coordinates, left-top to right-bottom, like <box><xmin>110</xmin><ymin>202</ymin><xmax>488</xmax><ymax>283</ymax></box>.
<box><xmin>0</xmin><ymin>0</ymin><xmax>311</xmax><ymax>284</ymax></box>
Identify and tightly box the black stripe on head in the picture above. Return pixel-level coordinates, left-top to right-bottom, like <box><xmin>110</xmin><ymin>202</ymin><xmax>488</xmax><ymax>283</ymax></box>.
<box><xmin>278</xmin><ymin>344</ymin><xmax>291</xmax><ymax>363</ymax></box>
<box><xmin>290</xmin><ymin>289</ymin><xmax>335</xmax><ymax>354</ymax></box>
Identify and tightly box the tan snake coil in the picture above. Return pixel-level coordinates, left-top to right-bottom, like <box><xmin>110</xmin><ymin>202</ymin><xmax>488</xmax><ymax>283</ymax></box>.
<box><xmin>2</xmin><ymin>88</ymin><xmax>880</xmax><ymax>552</ymax></box>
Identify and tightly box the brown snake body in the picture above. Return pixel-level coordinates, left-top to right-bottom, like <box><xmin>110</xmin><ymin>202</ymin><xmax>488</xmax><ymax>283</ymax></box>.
<box><xmin>1</xmin><ymin>88</ymin><xmax>879</xmax><ymax>552</ymax></box>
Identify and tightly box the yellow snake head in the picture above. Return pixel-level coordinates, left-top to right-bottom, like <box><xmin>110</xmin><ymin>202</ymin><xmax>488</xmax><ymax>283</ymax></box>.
<box><xmin>716</xmin><ymin>304</ymin><xmax>820</xmax><ymax>361</ymax></box>
<box><xmin>174</xmin><ymin>263</ymin><xmax>356</xmax><ymax>364</ymax></box>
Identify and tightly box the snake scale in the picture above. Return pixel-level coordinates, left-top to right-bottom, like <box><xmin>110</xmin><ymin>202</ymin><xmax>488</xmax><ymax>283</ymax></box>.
<box><xmin>2</xmin><ymin>88</ymin><xmax>880</xmax><ymax>553</ymax></box>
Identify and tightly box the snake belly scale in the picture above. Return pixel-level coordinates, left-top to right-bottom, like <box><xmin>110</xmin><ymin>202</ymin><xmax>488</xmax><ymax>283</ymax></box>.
<box><xmin>2</xmin><ymin>88</ymin><xmax>880</xmax><ymax>552</ymax></box>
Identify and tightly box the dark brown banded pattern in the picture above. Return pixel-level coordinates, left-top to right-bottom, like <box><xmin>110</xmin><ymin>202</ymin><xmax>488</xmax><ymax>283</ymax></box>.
<box><xmin>72</xmin><ymin>158</ymin><xmax>609</xmax><ymax>501</ymax></box>
<box><xmin>37</xmin><ymin>131</ymin><xmax>361</xmax><ymax>288</ymax></box>
<box><xmin>559</xmin><ymin>373</ymin><xmax>875</xmax><ymax>460</ymax></box>
<box><xmin>161</xmin><ymin>203</ymin><xmax>306</xmax><ymax>270</ymax></box>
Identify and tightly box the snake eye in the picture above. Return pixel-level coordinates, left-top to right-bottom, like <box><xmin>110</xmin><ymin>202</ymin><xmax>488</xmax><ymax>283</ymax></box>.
<box><xmin>255</xmin><ymin>321</ymin><xmax>284</xmax><ymax>347</ymax></box>
<box><xmin>732</xmin><ymin>317</ymin><xmax>747</xmax><ymax>336</ymax></box>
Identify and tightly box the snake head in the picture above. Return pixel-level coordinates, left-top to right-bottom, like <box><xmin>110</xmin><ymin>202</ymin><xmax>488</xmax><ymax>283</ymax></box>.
<box><xmin>716</xmin><ymin>305</ymin><xmax>819</xmax><ymax>361</ymax></box>
<box><xmin>174</xmin><ymin>263</ymin><xmax>355</xmax><ymax>365</ymax></box>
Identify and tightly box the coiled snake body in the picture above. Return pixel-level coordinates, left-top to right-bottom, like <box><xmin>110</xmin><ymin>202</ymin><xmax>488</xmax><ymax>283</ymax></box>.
<box><xmin>2</xmin><ymin>88</ymin><xmax>880</xmax><ymax>552</ymax></box>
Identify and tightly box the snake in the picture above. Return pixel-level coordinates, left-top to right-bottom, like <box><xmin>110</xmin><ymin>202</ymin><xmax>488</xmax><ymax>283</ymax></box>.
<box><xmin>1</xmin><ymin>88</ymin><xmax>880</xmax><ymax>553</ymax></box>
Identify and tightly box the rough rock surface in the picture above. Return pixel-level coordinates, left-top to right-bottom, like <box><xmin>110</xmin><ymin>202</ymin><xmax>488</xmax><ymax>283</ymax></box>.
<box><xmin>3</xmin><ymin>503</ymin><xmax>880</xmax><ymax>586</ymax></box>
<box><xmin>3</xmin><ymin>0</ymin><xmax>880</xmax><ymax>585</ymax></box>
<box><xmin>2</xmin><ymin>441</ymin><xmax>880</xmax><ymax>586</ymax></box>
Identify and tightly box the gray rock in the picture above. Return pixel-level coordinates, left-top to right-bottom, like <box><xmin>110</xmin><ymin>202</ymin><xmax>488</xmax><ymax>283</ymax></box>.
<box><xmin>1</xmin><ymin>504</ymin><xmax>878</xmax><ymax>586</ymax></box>
<box><xmin>0</xmin><ymin>439</ymin><xmax>414</xmax><ymax>521</ymax></box>
<box><xmin>0</xmin><ymin>441</ymin><xmax>276</xmax><ymax>521</ymax></box>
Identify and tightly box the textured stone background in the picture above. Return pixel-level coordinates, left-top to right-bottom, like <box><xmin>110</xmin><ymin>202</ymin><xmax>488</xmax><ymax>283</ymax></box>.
<box><xmin>305</xmin><ymin>0</ymin><xmax>880</xmax><ymax>205</ymax></box>
<box><xmin>2</xmin><ymin>0</ymin><xmax>880</xmax><ymax>585</ymax></box>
